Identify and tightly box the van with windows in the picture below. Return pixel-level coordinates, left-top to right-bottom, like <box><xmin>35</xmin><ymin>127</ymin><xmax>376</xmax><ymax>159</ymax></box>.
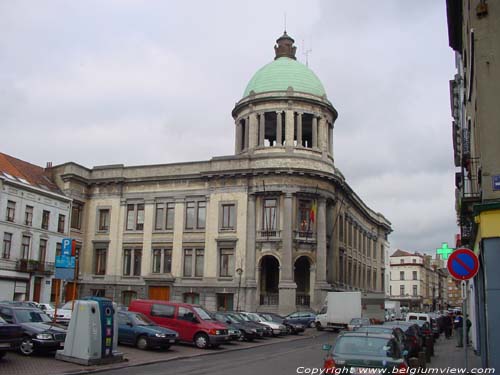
<box><xmin>128</xmin><ymin>299</ymin><xmax>229</xmax><ymax>349</ymax></box>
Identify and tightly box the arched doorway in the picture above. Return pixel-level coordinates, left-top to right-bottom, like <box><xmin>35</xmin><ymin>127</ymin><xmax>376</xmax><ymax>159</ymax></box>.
<box><xmin>259</xmin><ymin>255</ymin><xmax>280</xmax><ymax>305</ymax></box>
<box><xmin>294</xmin><ymin>256</ymin><xmax>311</xmax><ymax>307</ymax></box>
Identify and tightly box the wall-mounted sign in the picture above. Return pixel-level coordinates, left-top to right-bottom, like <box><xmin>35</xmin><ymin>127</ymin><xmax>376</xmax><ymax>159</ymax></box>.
<box><xmin>493</xmin><ymin>175</ymin><xmax>500</xmax><ymax>191</ymax></box>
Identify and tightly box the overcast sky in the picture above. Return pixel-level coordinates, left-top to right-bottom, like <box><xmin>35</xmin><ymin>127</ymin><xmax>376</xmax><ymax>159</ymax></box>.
<box><xmin>0</xmin><ymin>1</ymin><xmax>457</xmax><ymax>255</ymax></box>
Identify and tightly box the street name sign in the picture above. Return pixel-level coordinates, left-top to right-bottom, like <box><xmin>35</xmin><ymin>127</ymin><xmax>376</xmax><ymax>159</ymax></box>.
<box><xmin>447</xmin><ymin>248</ymin><xmax>479</xmax><ymax>281</ymax></box>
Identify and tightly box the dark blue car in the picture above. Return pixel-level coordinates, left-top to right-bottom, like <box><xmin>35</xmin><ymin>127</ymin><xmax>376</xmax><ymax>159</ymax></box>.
<box><xmin>284</xmin><ymin>311</ymin><xmax>317</xmax><ymax>328</ymax></box>
<box><xmin>117</xmin><ymin>311</ymin><xmax>178</xmax><ymax>350</ymax></box>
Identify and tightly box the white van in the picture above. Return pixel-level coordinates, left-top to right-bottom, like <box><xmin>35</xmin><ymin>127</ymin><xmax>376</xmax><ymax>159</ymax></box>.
<box><xmin>406</xmin><ymin>312</ymin><xmax>431</xmax><ymax>324</ymax></box>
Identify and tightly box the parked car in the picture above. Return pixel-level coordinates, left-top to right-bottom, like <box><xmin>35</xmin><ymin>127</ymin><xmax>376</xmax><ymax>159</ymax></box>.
<box><xmin>53</xmin><ymin>301</ymin><xmax>73</xmax><ymax>325</ymax></box>
<box><xmin>383</xmin><ymin>321</ymin><xmax>422</xmax><ymax>358</ymax></box>
<box><xmin>261</xmin><ymin>312</ymin><xmax>305</xmax><ymax>335</ymax></box>
<box><xmin>322</xmin><ymin>332</ymin><xmax>408</xmax><ymax>373</ymax></box>
<box><xmin>225</xmin><ymin>312</ymin><xmax>267</xmax><ymax>338</ymax></box>
<box><xmin>117</xmin><ymin>311</ymin><xmax>178</xmax><ymax>350</ymax></box>
<box><xmin>353</xmin><ymin>325</ymin><xmax>407</xmax><ymax>358</ymax></box>
<box><xmin>0</xmin><ymin>316</ymin><xmax>23</xmax><ymax>359</ymax></box>
<box><xmin>238</xmin><ymin>312</ymin><xmax>287</xmax><ymax>336</ymax></box>
<box><xmin>347</xmin><ymin>317</ymin><xmax>371</xmax><ymax>331</ymax></box>
<box><xmin>37</xmin><ymin>303</ymin><xmax>56</xmax><ymax>318</ymax></box>
<box><xmin>284</xmin><ymin>311</ymin><xmax>317</xmax><ymax>328</ymax></box>
<box><xmin>212</xmin><ymin>312</ymin><xmax>257</xmax><ymax>341</ymax></box>
<box><xmin>128</xmin><ymin>300</ymin><xmax>229</xmax><ymax>349</ymax></box>
<box><xmin>0</xmin><ymin>305</ymin><xmax>66</xmax><ymax>356</ymax></box>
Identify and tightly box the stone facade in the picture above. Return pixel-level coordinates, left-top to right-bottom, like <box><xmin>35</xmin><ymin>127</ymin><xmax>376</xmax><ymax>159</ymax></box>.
<box><xmin>48</xmin><ymin>34</ymin><xmax>391</xmax><ymax>314</ymax></box>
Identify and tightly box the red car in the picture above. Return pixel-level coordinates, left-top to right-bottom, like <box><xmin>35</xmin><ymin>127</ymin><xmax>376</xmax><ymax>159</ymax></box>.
<box><xmin>128</xmin><ymin>300</ymin><xmax>229</xmax><ymax>349</ymax></box>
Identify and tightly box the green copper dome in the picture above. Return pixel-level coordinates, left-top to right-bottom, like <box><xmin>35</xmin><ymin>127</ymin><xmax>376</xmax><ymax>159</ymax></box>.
<box><xmin>243</xmin><ymin>57</ymin><xmax>327</xmax><ymax>98</ymax></box>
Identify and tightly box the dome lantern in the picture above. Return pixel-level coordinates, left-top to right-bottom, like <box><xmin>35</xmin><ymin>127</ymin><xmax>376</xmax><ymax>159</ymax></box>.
<box><xmin>274</xmin><ymin>31</ymin><xmax>297</xmax><ymax>60</ymax></box>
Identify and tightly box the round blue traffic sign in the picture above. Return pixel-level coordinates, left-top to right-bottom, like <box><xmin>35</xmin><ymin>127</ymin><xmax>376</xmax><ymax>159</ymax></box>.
<box><xmin>447</xmin><ymin>248</ymin><xmax>479</xmax><ymax>280</ymax></box>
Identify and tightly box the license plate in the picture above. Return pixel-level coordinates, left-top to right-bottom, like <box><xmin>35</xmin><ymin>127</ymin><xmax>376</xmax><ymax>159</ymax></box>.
<box><xmin>169</xmin><ymin>339</ymin><xmax>175</xmax><ymax>343</ymax></box>
<box><xmin>0</xmin><ymin>343</ymin><xmax>10</xmax><ymax>348</ymax></box>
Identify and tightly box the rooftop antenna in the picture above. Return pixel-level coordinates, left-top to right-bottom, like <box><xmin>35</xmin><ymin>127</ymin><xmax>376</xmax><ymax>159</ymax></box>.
<box><xmin>284</xmin><ymin>12</ymin><xmax>287</xmax><ymax>31</ymax></box>
<box><xmin>302</xmin><ymin>39</ymin><xmax>312</xmax><ymax>67</ymax></box>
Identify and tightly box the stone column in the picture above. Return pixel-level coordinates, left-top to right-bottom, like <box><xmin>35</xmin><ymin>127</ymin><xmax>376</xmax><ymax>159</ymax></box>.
<box><xmin>245</xmin><ymin>194</ymin><xmax>257</xmax><ymax>311</ymax></box>
<box><xmin>171</xmin><ymin>199</ymin><xmax>185</xmax><ymax>277</ymax></box>
<box><xmin>235</xmin><ymin>121</ymin><xmax>241</xmax><ymax>153</ymax></box>
<box><xmin>259</xmin><ymin>113</ymin><xmax>265</xmax><ymax>146</ymax></box>
<box><xmin>319</xmin><ymin>117</ymin><xmax>328</xmax><ymax>153</ymax></box>
<box><xmin>244</xmin><ymin>117</ymin><xmax>250</xmax><ymax>150</ymax></box>
<box><xmin>276</xmin><ymin>111</ymin><xmax>283</xmax><ymax>146</ymax></box>
<box><xmin>285</xmin><ymin>109</ymin><xmax>294</xmax><ymax>148</ymax></box>
<box><xmin>314</xmin><ymin>197</ymin><xmax>329</xmax><ymax>307</ymax></box>
<box><xmin>312</xmin><ymin>116</ymin><xmax>318</xmax><ymax>149</ymax></box>
<box><xmin>296</xmin><ymin>112</ymin><xmax>303</xmax><ymax>146</ymax></box>
<box><xmin>279</xmin><ymin>193</ymin><xmax>296</xmax><ymax>315</ymax></box>
<box><xmin>248</xmin><ymin>113</ymin><xmax>258</xmax><ymax>150</ymax></box>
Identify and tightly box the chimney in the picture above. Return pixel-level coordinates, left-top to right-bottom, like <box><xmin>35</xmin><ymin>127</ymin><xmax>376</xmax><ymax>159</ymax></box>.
<box><xmin>45</xmin><ymin>162</ymin><xmax>53</xmax><ymax>169</ymax></box>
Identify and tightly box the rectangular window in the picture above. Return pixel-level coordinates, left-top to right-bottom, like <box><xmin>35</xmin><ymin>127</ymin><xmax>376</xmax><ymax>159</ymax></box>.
<box><xmin>297</xmin><ymin>199</ymin><xmax>313</xmax><ymax>235</ymax></box>
<box><xmin>413</xmin><ymin>285</ymin><xmax>418</xmax><ymax>297</ymax></box>
<box><xmin>183</xmin><ymin>248</ymin><xmax>204</xmax><ymax>277</ymax></box>
<box><xmin>221</xmin><ymin>204</ymin><xmax>235</xmax><ymax>230</ymax></box>
<box><xmin>2</xmin><ymin>233</ymin><xmax>12</xmax><ymax>259</ymax></box>
<box><xmin>185</xmin><ymin>201</ymin><xmax>206</xmax><ymax>230</ymax></box>
<box><xmin>152</xmin><ymin>249</ymin><xmax>162</xmax><ymax>273</ymax></box>
<box><xmin>58</xmin><ymin>214</ymin><xmax>65</xmax><ymax>233</ymax></box>
<box><xmin>71</xmin><ymin>203</ymin><xmax>83</xmax><ymax>230</ymax></box>
<box><xmin>98</xmin><ymin>209</ymin><xmax>110</xmax><ymax>231</ymax></box>
<box><xmin>133</xmin><ymin>249</ymin><xmax>142</xmax><ymax>276</ymax></box>
<box><xmin>42</xmin><ymin>210</ymin><xmax>50</xmax><ymax>230</ymax></box>
<box><xmin>126</xmin><ymin>203</ymin><xmax>144</xmax><ymax>231</ymax></box>
<box><xmin>95</xmin><ymin>248</ymin><xmax>107</xmax><ymax>275</ymax></box>
<box><xmin>185</xmin><ymin>202</ymin><xmax>195</xmax><ymax>229</ymax></box>
<box><xmin>166</xmin><ymin>203</ymin><xmax>175</xmax><ymax>230</ymax></box>
<box><xmin>6</xmin><ymin>201</ymin><xmax>16</xmax><ymax>222</ymax></box>
<box><xmin>25</xmin><ymin>206</ymin><xmax>33</xmax><ymax>226</ymax></box>
<box><xmin>56</xmin><ymin>242</ymin><xmax>62</xmax><ymax>256</ymax></box>
<box><xmin>183</xmin><ymin>249</ymin><xmax>193</xmax><ymax>277</ymax></box>
<box><xmin>400</xmin><ymin>285</ymin><xmax>405</xmax><ymax>296</ymax></box>
<box><xmin>39</xmin><ymin>239</ymin><xmax>47</xmax><ymax>263</ymax></box>
<box><xmin>263</xmin><ymin>198</ymin><xmax>277</xmax><ymax>232</ymax></box>
<box><xmin>155</xmin><ymin>204</ymin><xmax>164</xmax><ymax>230</ymax></box>
<box><xmin>21</xmin><ymin>236</ymin><xmax>31</xmax><ymax>259</ymax></box>
<box><xmin>400</xmin><ymin>271</ymin><xmax>404</xmax><ymax>280</ymax></box>
<box><xmin>412</xmin><ymin>271</ymin><xmax>417</xmax><ymax>280</ymax></box>
<box><xmin>163</xmin><ymin>248</ymin><xmax>172</xmax><ymax>273</ymax></box>
<box><xmin>219</xmin><ymin>248</ymin><xmax>234</xmax><ymax>277</ymax></box>
<box><xmin>123</xmin><ymin>249</ymin><xmax>132</xmax><ymax>275</ymax></box>
<box><xmin>339</xmin><ymin>215</ymin><xmax>344</xmax><ymax>242</ymax></box>
<box><xmin>195</xmin><ymin>249</ymin><xmax>204</xmax><ymax>277</ymax></box>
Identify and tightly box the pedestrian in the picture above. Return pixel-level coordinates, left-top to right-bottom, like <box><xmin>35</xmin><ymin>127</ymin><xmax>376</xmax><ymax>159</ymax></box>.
<box><xmin>443</xmin><ymin>313</ymin><xmax>452</xmax><ymax>339</ymax></box>
<box><xmin>454</xmin><ymin>311</ymin><xmax>464</xmax><ymax>347</ymax></box>
<box><xmin>466</xmin><ymin>315</ymin><xmax>472</xmax><ymax>345</ymax></box>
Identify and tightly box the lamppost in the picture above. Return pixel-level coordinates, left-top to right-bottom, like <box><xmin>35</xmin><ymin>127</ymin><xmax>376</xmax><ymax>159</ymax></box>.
<box><xmin>236</xmin><ymin>268</ymin><xmax>243</xmax><ymax>311</ymax></box>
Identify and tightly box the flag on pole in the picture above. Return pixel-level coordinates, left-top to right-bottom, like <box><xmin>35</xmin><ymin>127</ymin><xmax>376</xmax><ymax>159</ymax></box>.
<box><xmin>310</xmin><ymin>200</ymin><xmax>317</xmax><ymax>223</ymax></box>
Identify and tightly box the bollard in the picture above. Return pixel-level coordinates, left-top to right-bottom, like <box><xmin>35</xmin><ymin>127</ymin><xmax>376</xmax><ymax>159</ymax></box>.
<box><xmin>409</xmin><ymin>357</ymin><xmax>420</xmax><ymax>369</ymax></box>
<box><xmin>418</xmin><ymin>351</ymin><xmax>427</xmax><ymax>369</ymax></box>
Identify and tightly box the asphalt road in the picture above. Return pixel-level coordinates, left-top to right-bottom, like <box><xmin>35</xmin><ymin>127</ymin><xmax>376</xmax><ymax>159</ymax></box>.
<box><xmin>96</xmin><ymin>331</ymin><xmax>338</xmax><ymax>375</ymax></box>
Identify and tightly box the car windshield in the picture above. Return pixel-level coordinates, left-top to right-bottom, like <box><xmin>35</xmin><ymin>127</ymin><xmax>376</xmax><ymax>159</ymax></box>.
<box><xmin>131</xmin><ymin>313</ymin><xmax>155</xmax><ymax>326</ymax></box>
<box><xmin>334</xmin><ymin>336</ymin><xmax>395</xmax><ymax>358</ymax></box>
<box><xmin>14</xmin><ymin>309</ymin><xmax>52</xmax><ymax>323</ymax></box>
<box><xmin>230</xmin><ymin>313</ymin><xmax>247</xmax><ymax>322</ymax></box>
<box><xmin>223</xmin><ymin>314</ymin><xmax>238</xmax><ymax>323</ymax></box>
<box><xmin>0</xmin><ymin>316</ymin><xmax>6</xmax><ymax>324</ymax></box>
<box><xmin>246</xmin><ymin>314</ymin><xmax>260</xmax><ymax>322</ymax></box>
<box><xmin>193</xmin><ymin>306</ymin><xmax>213</xmax><ymax>321</ymax></box>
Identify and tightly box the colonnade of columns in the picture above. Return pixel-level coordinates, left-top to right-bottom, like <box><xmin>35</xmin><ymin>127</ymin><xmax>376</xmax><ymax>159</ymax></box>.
<box><xmin>235</xmin><ymin>110</ymin><xmax>333</xmax><ymax>155</ymax></box>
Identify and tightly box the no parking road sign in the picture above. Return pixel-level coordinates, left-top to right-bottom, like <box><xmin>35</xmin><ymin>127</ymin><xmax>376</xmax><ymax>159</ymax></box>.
<box><xmin>447</xmin><ymin>248</ymin><xmax>479</xmax><ymax>280</ymax></box>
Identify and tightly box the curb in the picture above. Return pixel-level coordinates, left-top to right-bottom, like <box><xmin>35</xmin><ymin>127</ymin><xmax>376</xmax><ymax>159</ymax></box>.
<box><xmin>63</xmin><ymin>332</ymin><xmax>323</xmax><ymax>375</ymax></box>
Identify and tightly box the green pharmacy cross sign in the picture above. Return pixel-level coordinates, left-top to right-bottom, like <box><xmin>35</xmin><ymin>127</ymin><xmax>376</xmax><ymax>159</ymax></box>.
<box><xmin>437</xmin><ymin>243</ymin><xmax>454</xmax><ymax>260</ymax></box>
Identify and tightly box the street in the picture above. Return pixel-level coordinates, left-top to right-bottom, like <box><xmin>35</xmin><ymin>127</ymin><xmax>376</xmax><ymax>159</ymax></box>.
<box><xmin>96</xmin><ymin>331</ymin><xmax>335</xmax><ymax>375</ymax></box>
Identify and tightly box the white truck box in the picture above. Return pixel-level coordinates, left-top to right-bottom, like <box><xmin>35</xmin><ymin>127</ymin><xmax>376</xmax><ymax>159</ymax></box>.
<box><xmin>315</xmin><ymin>292</ymin><xmax>362</xmax><ymax>331</ymax></box>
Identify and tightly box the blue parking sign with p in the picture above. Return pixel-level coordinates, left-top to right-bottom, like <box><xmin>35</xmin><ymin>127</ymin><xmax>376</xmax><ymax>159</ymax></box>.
<box><xmin>62</xmin><ymin>238</ymin><xmax>72</xmax><ymax>256</ymax></box>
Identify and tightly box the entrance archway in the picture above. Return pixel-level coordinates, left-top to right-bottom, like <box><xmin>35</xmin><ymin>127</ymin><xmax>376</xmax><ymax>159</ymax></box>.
<box><xmin>259</xmin><ymin>255</ymin><xmax>280</xmax><ymax>305</ymax></box>
<box><xmin>294</xmin><ymin>256</ymin><xmax>311</xmax><ymax>307</ymax></box>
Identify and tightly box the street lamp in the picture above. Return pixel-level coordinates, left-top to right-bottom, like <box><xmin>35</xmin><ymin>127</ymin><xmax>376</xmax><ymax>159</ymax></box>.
<box><xmin>236</xmin><ymin>268</ymin><xmax>243</xmax><ymax>311</ymax></box>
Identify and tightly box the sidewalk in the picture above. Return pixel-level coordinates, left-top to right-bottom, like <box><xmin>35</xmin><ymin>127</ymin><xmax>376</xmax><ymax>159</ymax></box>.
<box><xmin>430</xmin><ymin>335</ymin><xmax>482</xmax><ymax>370</ymax></box>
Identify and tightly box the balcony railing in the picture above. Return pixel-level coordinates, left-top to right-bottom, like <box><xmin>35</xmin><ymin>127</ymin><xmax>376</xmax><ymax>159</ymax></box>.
<box><xmin>260</xmin><ymin>293</ymin><xmax>279</xmax><ymax>305</ymax></box>
<box><xmin>15</xmin><ymin>259</ymin><xmax>55</xmax><ymax>274</ymax></box>
<box><xmin>296</xmin><ymin>293</ymin><xmax>310</xmax><ymax>307</ymax></box>
<box><xmin>293</xmin><ymin>230</ymin><xmax>316</xmax><ymax>243</ymax></box>
<box><xmin>258</xmin><ymin>230</ymin><xmax>281</xmax><ymax>239</ymax></box>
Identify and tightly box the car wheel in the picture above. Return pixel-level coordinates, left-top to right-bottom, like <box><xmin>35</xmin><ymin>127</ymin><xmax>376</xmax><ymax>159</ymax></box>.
<box><xmin>194</xmin><ymin>333</ymin><xmax>209</xmax><ymax>349</ymax></box>
<box><xmin>316</xmin><ymin>322</ymin><xmax>323</xmax><ymax>331</ymax></box>
<box><xmin>136</xmin><ymin>336</ymin><xmax>149</xmax><ymax>350</ymax></box>
<box><xmin>309</xmin><ymin>321</ymin><xmax>316</xmax><ymax>328</ymax></box>
<box><xmin>19</xmin><ymin>337</ymin><xmax>35</xmax><ymax>356</ymax></box>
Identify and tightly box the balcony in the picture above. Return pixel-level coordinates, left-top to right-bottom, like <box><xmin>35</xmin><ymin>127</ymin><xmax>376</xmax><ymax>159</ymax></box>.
<box><xmin>258</xmin><ymin>229</ymin><xmax>281</xmax><ymax>239</ymax></box>
<box><xmin>293</xmin><ymin>230</ymin><xmax>316</xmax><ymax>244</ymax></box>
<box><xmin>16</xmin><ymin>259</ymin><xmax>55</xmax><ymax>274</ymax></box>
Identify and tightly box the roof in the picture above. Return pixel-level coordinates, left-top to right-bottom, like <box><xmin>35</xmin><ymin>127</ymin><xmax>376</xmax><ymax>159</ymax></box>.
<box><xmin>243</xmin><ymin>57</ymin><xmax>327</xmax><ymax>98</ymax></box>
<box><xmin>390</xmin><ymin>249</ymin><xmax>424</xmax><ymax>258</ymax></box>
<box><xmin>0</xmin><ymin>152</ymin><xmax>62</xmax><ymax>195</ymax></box>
